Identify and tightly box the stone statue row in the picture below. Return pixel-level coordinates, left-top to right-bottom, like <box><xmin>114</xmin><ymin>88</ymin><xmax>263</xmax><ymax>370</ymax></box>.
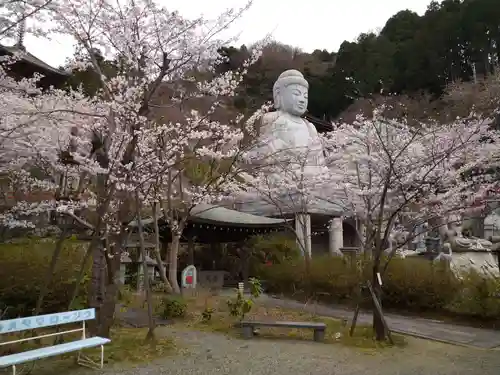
<box><xmin>388</xmin><ymin>214</ymin><xmax>493</xmax><ymax>255</ymax></box>
<box><xmin>386</xmin><ymin>214</ymin><xmax>499</xmax><ymax>277</ymax></box>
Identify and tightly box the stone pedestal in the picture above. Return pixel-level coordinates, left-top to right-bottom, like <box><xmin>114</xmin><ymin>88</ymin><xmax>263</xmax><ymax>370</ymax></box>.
<box><xmin>329</xmin><ymin>217</ymin><xmax>343</xmax><ymax>256</ymax></box>
<box><xmin>449</xmin><ymin>251</ymin><xmax>500</xmax><ymax>277</ymax></box>
<box><xmin>295</xmin><ymin>213</ymin><xmax>311</xmax><ymax>257</ymax></box>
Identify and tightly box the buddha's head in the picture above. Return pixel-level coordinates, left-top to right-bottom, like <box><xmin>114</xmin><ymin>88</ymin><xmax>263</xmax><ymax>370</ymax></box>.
<box><xmin>273</xmin><ymin>69</ymin><xmax>309</xmax><ymax>116</ymax></box>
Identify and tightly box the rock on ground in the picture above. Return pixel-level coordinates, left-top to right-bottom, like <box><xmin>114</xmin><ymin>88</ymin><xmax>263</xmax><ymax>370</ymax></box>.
<box><xmin>86</xmin><ymin>327</ymin><xmax>500</xmax><ymax>375</ymax></box>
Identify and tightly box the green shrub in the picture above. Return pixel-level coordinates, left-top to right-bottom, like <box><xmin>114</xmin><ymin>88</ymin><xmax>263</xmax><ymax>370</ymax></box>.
<box><xmin>201</xmin><ymin>307</ymin><xmax>214</xmax><ymax>323</ymax></box>
<box><xmin>0</xmin><ymin>237</ymin><xmax>89</xmax><ymax>318</ymax></box>
<box><xmin>382</xmin><ymin>258</ymin><xmax>459</xmax><ymax>311</ymax></box>
<box><xmin>247</xmin><ymin>233</ymin><xmax>301</xmax><ymax>276</ymax></box>
<box><xmin>159</xmin><ymin>296</ymin><xmax>187</xmax><ymax>319</ymax></box>
<box><xmin>446</xmin><ymin>270</ymin><xmax>500</xmax><ymax>318</ymax></box>
<box><xmin>259</xmin><ymin>254</ymin><xmax>500</xmax><ymax>321</ymax></box>
<box><xmin>226</xmin><ymin>277</ymin><xmax>263</xmax><ymax>321</ymax></box>
<box><xmin>258</xmin><ymin>256</ymin><xmax>359</xmax><ymax>304</ymax></box>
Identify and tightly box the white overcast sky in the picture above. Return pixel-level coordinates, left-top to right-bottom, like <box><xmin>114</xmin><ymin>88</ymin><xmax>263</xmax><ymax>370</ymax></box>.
<box><xmin>23</xmin><ymin>0</ymin><xmax>431</xmax><ymax>68</ymax></box>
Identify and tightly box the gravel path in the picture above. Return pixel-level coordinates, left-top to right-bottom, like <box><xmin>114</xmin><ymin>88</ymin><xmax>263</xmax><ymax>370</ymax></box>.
<box><xmin>86</xmin><ymin>327</ymin><xmax>500</xmax><ymax>375</ymax></box>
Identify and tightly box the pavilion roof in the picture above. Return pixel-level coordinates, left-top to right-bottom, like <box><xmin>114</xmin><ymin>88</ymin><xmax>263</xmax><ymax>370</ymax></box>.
<box><xmin>129</xmin><ymin>203</ymin><xmax>288</xmax><ymax>229</ymax></box>
<box><xmin>189</xmin><ymin>203</ymin><xmax>287</xmax><ymax>226</ymax></box>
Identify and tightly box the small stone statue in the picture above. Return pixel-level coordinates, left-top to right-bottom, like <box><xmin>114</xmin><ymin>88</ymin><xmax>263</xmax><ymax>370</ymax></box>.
<box><xmin>430</xmin><ymin>214</ymin><xmax>498</xmax><ymax>277</ymax></box>
<box><xmin>442</xmin><ymin>215</ymin><xmax>492</xmax><ymax>252</ymax></box>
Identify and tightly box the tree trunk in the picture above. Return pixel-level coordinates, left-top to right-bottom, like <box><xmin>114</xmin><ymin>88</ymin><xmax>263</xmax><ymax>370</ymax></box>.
<box><xmin>162</xmin><ymin>240</ymin><xmax>169</xmax><ymax>267</ymax></box>
<box><xmin>86</xmin><ymin>174</ymin><xmax>113</xmax><ymax>335</ymax></box>
<box><xmin>137</xmin><ymin>193</ymin><xmax>156</xmax><ymax>342</ymax></box>
<box><xmin>96</xmin><ymin>280</ymin><xmax>119</xmax><ymax>338</ymax></box>
<box><xmin>88</xmin><ymin>244</ymin><xmax>106</xmax><ymax>335</ymax></box>
<box><xmin>34</xmin><ymin>225</ymin><xmax>68</xmax><ymax>315</ymax></box>
<box><xmin>94</xmin><ymin>235</ymin><xmax>123</xmax><ymax>338</ymax></box>
<box><xmin>88</xmin><ymin>243</ymin><xmax>106</xmax><ymax>306</ymax></box>
<box><xmin>152</xmin><ymin>202</ymin><xmax>173</xmax><ymax>293</ymax></box>
<box><xmin>169</xmin><ymin>234</ymin><xmax>181</xmax><ymax>294</ymax></box>
<box><xmin>67</xmin><ymin>242</ymin><xmax>93</xmax><ymax>310</ymax></box>
<box><xmin>372</xmin><ymin>261</ymin><xmax>385</xmax><ymax>341</ymax></box>
<box><xmin>88</xmin><ymin>230</ymin><xmax>123</xmax><ymax>338</ymax></box>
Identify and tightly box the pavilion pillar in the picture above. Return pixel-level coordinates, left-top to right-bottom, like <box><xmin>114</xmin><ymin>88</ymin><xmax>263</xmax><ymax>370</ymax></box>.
<box><xmin>295</xmin><ymin>213</ymin><xmax>311</xmax><ymax>257</ymax></box>
<box><xmin>118</xmin><ymin>263</ymin><xmax>126</xmax><ymax>285</ymax></box>
<box><xmin>329</xmin><ymin>217</ymin><xmax>343</xmax><ymax>256</ymax></box>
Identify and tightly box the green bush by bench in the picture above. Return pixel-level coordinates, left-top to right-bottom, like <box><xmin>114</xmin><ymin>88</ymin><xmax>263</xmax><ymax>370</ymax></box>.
<box><xmin>0</xmin><ymin>237</ymin><xmax>90</xmax><ymax>319</ymax></box>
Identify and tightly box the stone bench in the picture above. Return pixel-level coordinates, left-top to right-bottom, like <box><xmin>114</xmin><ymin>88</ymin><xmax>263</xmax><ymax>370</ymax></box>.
<box><xmin>239</xmin><ymin>320</ymin><xmax>326</xmax><ymax>342</ymax></box>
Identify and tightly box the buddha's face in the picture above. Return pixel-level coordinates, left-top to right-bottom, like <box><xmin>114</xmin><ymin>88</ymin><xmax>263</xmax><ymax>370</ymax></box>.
<box><xmin>280</xmin><ymin>83</ymin><xmax>308</xmax><ymax>116</ymax></box>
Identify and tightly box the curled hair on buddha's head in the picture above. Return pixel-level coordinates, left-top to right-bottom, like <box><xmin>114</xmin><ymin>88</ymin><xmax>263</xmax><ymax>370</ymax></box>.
<box><xmin>272</xmin><ymin>69</ymin><xmax>309</xmax><ymax>110</ymax></box>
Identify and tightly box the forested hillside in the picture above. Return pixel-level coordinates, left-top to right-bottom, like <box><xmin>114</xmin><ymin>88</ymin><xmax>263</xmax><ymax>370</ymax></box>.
<box><xmin>217</xmin><ymin>0</ymin><xmax>500</xmax><ymax>121</ymax></box>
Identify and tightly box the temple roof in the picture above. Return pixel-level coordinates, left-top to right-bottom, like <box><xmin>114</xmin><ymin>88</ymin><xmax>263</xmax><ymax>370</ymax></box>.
<box><xmin>188</xmin><ymin>203</ymin><xmax>287</xmax><ymax>226</ymax></box>
<box><xmin>129</xmin><ymin>203</ymin><xmax>287</xmax><ymax>228</ymax></box>
<box><xmin>128</xmin><ymin>204</ymin><xmax>288</xmax><ymax>243</ymax></box>
<box><xmin>0</xmin><ymin>44</ymin><xmax>70</xmax><ymax>77</ymax></box>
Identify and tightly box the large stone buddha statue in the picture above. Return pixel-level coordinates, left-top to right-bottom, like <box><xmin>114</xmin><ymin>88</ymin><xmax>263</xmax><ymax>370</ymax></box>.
<box><xmin>236</xmin><ymin>69</ymin><xmax>346</xmax><ymax>257</ymax></box>
<box><xmin>247</xmin><ymin>69</ymin><xmax>326</xmax><ymax>174</ymax></box>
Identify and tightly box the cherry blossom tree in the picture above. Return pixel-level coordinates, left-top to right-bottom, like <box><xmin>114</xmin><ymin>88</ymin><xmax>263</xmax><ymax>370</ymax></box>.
<box><xmin>321</xmin><ymin>109</ymin><xmax>500</xmax><ymax>340</ymax></box>
<box><xmin>129</xmin><ymin>92</ymin><xmax>265</xmax><ymax>294</ymax></box>
<box><xmin>0</xmin><ymin>0</ymin><xmax>55</xmax><ymax>39</ymax></box>
<box><xmin>0</xmin><ymin>0</ymin><xmax>267</xmax><ymax>337</ymax></box>
<box><xmin>0</xmin><ymin>57</ymin><xmax>99</xmax><ymax>225</ymax></box>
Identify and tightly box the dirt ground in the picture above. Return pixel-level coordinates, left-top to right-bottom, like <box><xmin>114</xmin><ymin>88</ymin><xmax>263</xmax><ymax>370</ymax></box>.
<box><xmin>81</xmin><ymin>326</ymin><xmax>500</xmax><ymax>375</ymax></box>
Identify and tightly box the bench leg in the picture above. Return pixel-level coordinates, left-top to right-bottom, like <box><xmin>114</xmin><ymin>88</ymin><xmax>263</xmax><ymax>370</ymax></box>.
<box><xmin>242</xmin><ymin>326</ymin><xmax>254</xmax><ymax>339</ymax></box>
<box><xmin>76</xmin><ymin>345</ymin><xmax>105</xmax><ymax>369</ymax></box>
<box><xmin>12</xmin><ymin>365</ymin><xmax>16</xmax><ymax>375</ymax></box>
<box><xmin>313</xmin><ymin>329</ymin><xmax>325</xmax><ymax>342</ymax></box>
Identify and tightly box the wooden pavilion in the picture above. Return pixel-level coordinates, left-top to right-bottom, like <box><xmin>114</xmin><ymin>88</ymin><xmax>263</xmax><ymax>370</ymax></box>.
<box><xmin>0</xmin><ymin>44</ymin><xmax>70</xmax><ymax>89</ymax></box>
<box><xmin>129</xmin><ymin>203</ymin><xmax>288</xmax><ymax>244</ymax></box>
<box><xmin>126</xmin><ymin>204</ymin><xmax>288</xmax><ymax>288</ymax></box>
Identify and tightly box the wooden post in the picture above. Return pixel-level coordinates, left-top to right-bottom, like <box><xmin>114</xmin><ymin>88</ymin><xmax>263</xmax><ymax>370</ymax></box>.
<box><xmin>366</xmin><ymin>280</ymin><xmax>393</xmax><ymax>344</ymax></box>
<box><xmin>349</xmin><ymin>304</ymin><xmax>361</xmax><ymax>337</ymax></box>
<box><xmin>349</xmin><ymin>281</ymin><xmax>393</xmax><ymax>345</ymax></box>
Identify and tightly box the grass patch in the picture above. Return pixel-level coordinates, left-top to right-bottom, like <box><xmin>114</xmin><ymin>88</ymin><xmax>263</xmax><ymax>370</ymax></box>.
<box><xmin>116</xmin><ymin>288</ymin><xmax>406</xmax><ymax>349</ymax></box>
<box><xmin>93</xmin><ymin>326</ymin><xmax>175</xmax><ymax>362</ymax></box>
<box><xmin>178</xmin><ymin>289</ymin><xmax>407</xmax><ymax>349</ymax></box>
<box><xmin>0</xmin><ymin>326</ymin><xmax>176</xmax><ymax>375</ymax></box>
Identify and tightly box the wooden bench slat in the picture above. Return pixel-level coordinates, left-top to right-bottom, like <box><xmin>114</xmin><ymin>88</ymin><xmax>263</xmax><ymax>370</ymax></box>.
<box><xmin>240</xmin><ymin>320</ymin><xmax>326</xmax><ymax>342</ymax></box>
<box><xmin>240</xmin><ymin>321</ymin><xmax>326</xmax><ymax>329</ymax></box>
<box><xmin>0</xmin><ymin>337</ymin><xmax>110</xmax><ymax>367</ymax></box>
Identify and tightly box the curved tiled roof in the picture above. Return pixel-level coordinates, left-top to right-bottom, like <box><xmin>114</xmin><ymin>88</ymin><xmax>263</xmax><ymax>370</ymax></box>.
<box><xmin>128</xmin><ymin>203</ymin><xmax>287</xmax><ymax>229</ymax></box>
<box><xmin>0</xmin><ymin>44</ymin><xmax>70</xmax><ymax>77</ymax></box>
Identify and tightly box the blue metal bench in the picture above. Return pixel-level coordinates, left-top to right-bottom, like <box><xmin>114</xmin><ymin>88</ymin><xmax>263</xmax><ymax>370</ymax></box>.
<box><xmin>0</xmin><ymin>308</ymin><xmax>110</xmax><ymax>374</ymax></box>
